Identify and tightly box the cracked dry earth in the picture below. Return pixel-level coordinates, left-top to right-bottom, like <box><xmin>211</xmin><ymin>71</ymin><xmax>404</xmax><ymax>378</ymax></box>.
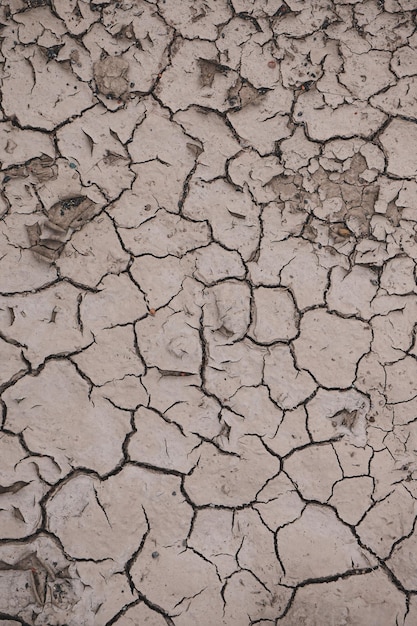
<box><xmin>1</xmin><ymin>1</ymin><xmax>417</xmax><ymax>626</ymax></box>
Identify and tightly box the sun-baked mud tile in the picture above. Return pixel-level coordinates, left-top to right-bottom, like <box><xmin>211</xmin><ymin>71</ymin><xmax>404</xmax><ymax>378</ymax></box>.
<box><xmin>387</xmin><ymin>522</ymin><xmax>417</xmax><ymax>591</ymax></box>
<box><xmin>131</xmin><ymin>541</ymin><xmax>223</xmax><ymax>622</ymax></box>
<box><xmin>158</xmin><ymin>0</ymin><xmax>231</xmax><ymax>40</ymax></box>
<box><xmin>111</xmin><ymin>603</ymin><xmax>167</xmax><ymax>626</ymax></box>
<box><xmin>265</xmin><ymin>405</ymin><xmax>310</xmax><ymax>457</ymax></box>
<box><xmin>277</xmin><ymin>31</ymin><xmax>329</xmax><ymax>90</ymax></box>
<box><xmin>183</xmin><ymin>178</ymin><xmax>260</xmax><ymax>261</ymax></box>
<box><xmin>272</xmin><ymin>1</ymin><xmax>335</xmax><ymax>37</ymax></box>
<box><xmin>217</xmin><ymin>15</ymin><xmax>260</xmax><ymax>69</ymax></box>
<box><xmin>35</xmin><ymin>158</ymin><xmax>105</xmax><ymax>212</ymax></box>
<box><xmin>112</xmin><ymin>161</ymin><xmax>178</xmax><ymax>229</ymax></box>
<box><xmin>392</xmin><ymin>395</ymin><xmax>417</xmax><ymax>427</ymax></box>
<box><xmin>135</xmin><ymin>307</ymin><xmax>202</xmax><ymax>374</ymax></box>
<box><xmin>284</xmin><ymin>443</ymin><xmax>343</xmax><ymax>502</ymax></box>
<box><xmin>279</xmin><ymin>127</ymin><xmax>321</xmax><ymax>171</ymax></box>
<box><xmin>69</xmin><ymin>561</ymin><xmax>136</xmax><ymax>625</ymax></box>
<box><xmin>155</xmin><ymin>39</ymin><xmax>237</xmax><ymax>113</ymax></box>
<box><xmin>369</xmin><ymin>447</ymin><xmax>409</xmax><ymax>500</ymax></box>
<box><xmin>222</xmin><ymin>570</ymin><xmax>291</xmax><ymax>625</ymax></box>
<box><xmin>56</xmin><ymin>33</ymin><xmax>94</xmax><ymax>82</ymax></box>
<box><xmin>0</xmin><ymin>337</ymin><xmax>27</xmax><ymax>388</ymax></box>
<box><xmin>129</xmin><ymin>254</ymin><xmax>187</xmax><ymax>310</ymax></box>
<box><xmin>128</xmin><ymin>106</ymin><xmax>200</xmax><ymax>196</ymax></box>
<box><xmin>339</xmin><ymin>47</ymin><xmax>396</xmax><ymax>99</ymax></box>
<box><xmin>372</xmin><ymin>305</ymin><xmax>417</xmax><ymax>363</ymax></box>
<box><xmin>326</xmin><ymin>265</ymin><xmax>378</xmax><ymax>319</ymax></box>
<box><xmin>56</xmin><ymin>215</ymin><xmax>130</xmax><ymax>287</ymax></box>
<box><xmin>358</xmin><ymin>6</ymin><xmax>414</xmax><ymax>51</ymax></box>
<box><xmin>189</xmin><ymin>508</ymin><xmax>240</xmax><ymax>579</ymax></box>
<box><xmin>255</xmin><ymin>472</ymin><xmax>305</xmax><ymax>531</ymax></box>
<box><xmin>356</xmin><ymin>485</ymin><xmax>417</xmax><ymax>559</ymax></box>
<box><xmin>230</xmin><ymin>0</ymin><xmax>282</xmax><ymax>17</ymax></box>
<box><xmin>224</xmin><ymin>385</ymin><xmax>283</xmax><ymax>441</ymax></box>
<box><xmin>174</xmin><ymin>108</ymin><xmax>241</xmax><ymax>181</ymax></box>
<box><xmin>204</xmin><ymin>339</ymin><xmax>266</xmax><ymax>400</ymax></box>
<box><xmin>228</xmin><ymin>150</ymin><xmax>284</xmax><ymax>204</ymax></box>
<box><xmin>0</xmin><ymin>433</ymin><xmax>47</xmax><ymax>539</ymax></box>
<box><xmin>384</xmin><ymin>356</ymin><xmax>417</xmax><ymax>403</ymax></box>
<box><xmin>293</xmin><ymin>309</ymin><xmax>372</xmax><ymax>388</ymax></box>
<box><xmin>329</xmin><ymin>476</ymin><xmax>374</xmax><ymax>526</ymax></box>
<box><xmin>204</xmin><ymin>279</ymin><xmax>251</xmax><ymax>343</ymax></box>
<box><xmin>53</xmin><ymin>0</ymin><xmax>100</xmax><ymax>35</ymax></box>
<box><xmin>147</xmin><ymin>375</ymin><xmax>221</xmax><ymax>440</ymax></box>
<box><xmin>248</xmin><ymin>238</ymin><xmax>329</xmax><ymax>309</ymax></box>
<box><xmin>11</xmin><ymin>5</ymin><xmax>66</xmax><ymax>44</ymax></box>
<box><xmin>72</xmin><ymin>325</ymin><xmax>144</xmax><ymax>386</ymax></box>
<box><xmin>306</xmin><ymin>388</ymin><xmax>370</xmax><ymax>446</ymax></box>
<box><xmin>391</xmin><ymin>44</ymin><xmax>417</xmax><ymax>78</ymax></box>
<box><xmin>237</xmin><ymin>36</ymin><xmax>283</xmax><ymax>90</ymax></box>
<box><xmin>0</xmin><ymin>228</ymin><xmax>58</xmax><ymax>294</ymax></box>
<box><xmin>56</xmin><ymin>105</ymin><xmax>135</xmax><ymax>200</ymax></box>
<box><xmin>190</xmin><ymin>243</ymin><xmax>246</xmax><ymax>285</ymax></box>
<box><xmin>100</xmin><ymin>1</ymin><xmax>172</xmax><ymax>92</ymax></box>
<box><xmin>227</xmin><ymin>86</ymin><xmax>292</xmax><ymax>155</ymax></box>
<box><xmin>277</xmin><ymin>504</ymin><xmax>374</xmax><ymax>586</ymax></box>
<box><xmin>379</xmin><ymin>119</ymin><xmax>417</xmax><ymax>178</ymax></box>
<box><xmin>80</xmin><ymin>273</ymin><xmax>147</xmax><ymax>334</ymax></box>
<box><xmin>118</xmin><ymin>210</ymin><xmax>210</xmax><ymax>257</ymax></box>
<box><xmin>248</xmin><ymin>286</ymin><xmax>299</xmax><ymax>344</ymax></box>
<box><xmin>0</xmin><ymin>282</ymin><xmax>92</xmax><ymax>368</ymax></box>
<box><xmin>0</xmin><ymin>122</ymin><xmax>55</xmax><ymax>170</ymax></box>
<box><xmin>354</xmin><ymin>238</ymin><xmax>398</xmax><ymax>266</ymax></box>
<box><xmin>264</xmin><ymin>344</ymin><xmax>317</xmax><ymax>410</ymax></box>
<box><xmin>396</xmin><ymin>180</ymin><xmax>417</xmax><ymax>219</ymax></box>
<box><xmin>294</xmin><ymin>91</ymin><xmax>387</xmax><ymax>142</ymax></box>
<box><xmin>278</xmin><ymin>570</ymin><xmax>405</xmax><ymax>625</ymax></box>
<box><xmin>82</xmin><ymin>21</ymin><xmax>131</xmax><ymax>62</ymax></box>
<box><xmin>183</xmin><ymin>436</ymin><xmax>280</xmax><ymax>507</ymax></box>
<box><xmin>45</xmin><ymin>471</ymin><xmax>148</xmax><ymax>564</ymax></box>
<box><xmin>3</xmin><ymin>360</ymin><xmax>131</xmax><ymax>476</ymax></box>
<box><xmin>234</xmin><ymin>508</ymin><xmax>284</xmax><ymax>588</ymax></box>
<box><xmin>97</xmin><ymin>375</ymin><xmax>148</xmax><ymax>411</ymax></box>
<box><xmin>3</xmin><ymin>177</ymin><xmax>42</xmax><ymax>216</ymax></box>
<box><xmin>2</xmin><ymin>47</ymin><xmax>93</xmax><ymax>131</ymax></box>
<box><xmin>371</xmin><ymin>77</ymin><xmax>417</xmax><ymax>121</ymax></box>
<box><xmin>127</xmin><ymin>406</ymin><xmax>200</xmax><ymax>473</ymax></box>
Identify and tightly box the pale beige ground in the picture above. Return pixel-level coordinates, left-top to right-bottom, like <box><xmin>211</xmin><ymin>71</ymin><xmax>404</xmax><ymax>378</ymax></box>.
<box><xmin>0</xmin><ymin>0</ymin><xmax>417</xmax><ymax>624</ymax></box>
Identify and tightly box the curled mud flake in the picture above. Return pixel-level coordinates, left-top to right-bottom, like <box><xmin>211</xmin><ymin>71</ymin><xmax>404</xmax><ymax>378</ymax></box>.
<box><xmin>25</xmin><ymin>222</ymin><xmax>42</xmax><ymax>247</ymax></box>
<box><xmin>47</xmin><ymin>196</ymin><xmax>100</xmax><ymax>232</ymax></box>
<box><xmin>93</xmin><ymin>56</ymin><xmax>130</xmax><ymax>100</ymax></box>
<box><xmin>26</xmin><ymin>222</ymin><xmax>65</xmax><ymax>262</ymax></box>
<box><xmin>31</xmin><ymin>240</ymin><xmax>65</xmax><ymax>262</ymax></box>
<box><xmin>337</xmin><ymin>226</ymin><xmax>351</xmax><ymax>237</ymax></box>
<box><xmin>27</xmin><ymin>155</ymin><xmax>58</xmax><ymax>183</ymax></box>
<box><xmin>198</xmin><ymin>58</ymin><xmax>228</xmax><ymax>88</ymax></box>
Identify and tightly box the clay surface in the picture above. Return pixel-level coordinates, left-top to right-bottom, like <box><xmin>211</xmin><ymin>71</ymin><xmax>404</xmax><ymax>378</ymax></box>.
<box><xmin>1</xmin><ymin>0</ymin><xmax>417</xmax><ymax>624</ymax></box>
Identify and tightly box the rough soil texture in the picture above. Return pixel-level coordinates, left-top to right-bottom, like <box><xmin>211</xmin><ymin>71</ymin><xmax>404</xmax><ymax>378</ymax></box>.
<box><xmin>0</xmin><ymin>0</ymin><xmax>417</xmax><ymax>624</ymax></box>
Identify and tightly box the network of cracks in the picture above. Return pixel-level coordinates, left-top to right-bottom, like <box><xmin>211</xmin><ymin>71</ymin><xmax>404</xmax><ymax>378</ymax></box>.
<box><xmin>1</xmin><ymin>0</ymin><xmax>417</xmax><ymax>624</ymax></box>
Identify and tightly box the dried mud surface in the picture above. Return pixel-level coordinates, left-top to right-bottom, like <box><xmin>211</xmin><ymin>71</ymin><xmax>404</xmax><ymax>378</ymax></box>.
<box><xmin>1</xmin><ymin>0</ymin><xmax>417</xmax><ymax>624</ymax></box>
